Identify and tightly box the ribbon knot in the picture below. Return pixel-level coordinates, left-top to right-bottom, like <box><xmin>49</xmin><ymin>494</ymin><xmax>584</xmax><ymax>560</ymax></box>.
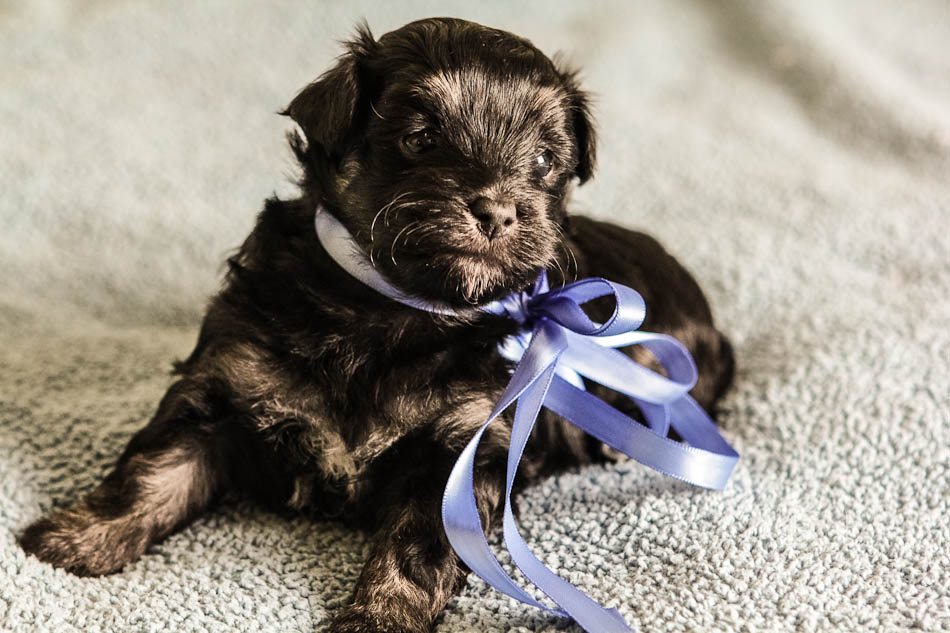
<box><xmin>492</xmin><ymin>278</ymin><xmax>537</xmax><ymax>325</ymax></box>
<box><xmin>313</xmin><ymin>208</ymin><xmax>738</xmax><ymax>633</ymax></box>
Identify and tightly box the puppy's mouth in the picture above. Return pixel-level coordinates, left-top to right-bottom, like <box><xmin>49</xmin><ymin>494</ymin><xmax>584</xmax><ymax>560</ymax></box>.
<box><xmin>440</xmin><ymin>244</ymin><xmax>511</xmax><ymax>263</ymax></box>
<box><xmin>412</xmin><ymin>242</ymin><xmax>522</xmax><ymax>277</ymax></box>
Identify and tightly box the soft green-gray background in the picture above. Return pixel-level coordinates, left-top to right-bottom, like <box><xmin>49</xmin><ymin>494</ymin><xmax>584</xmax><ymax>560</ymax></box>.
<box><xmin>2</xmin><ymin>1</ymin><xmax>948</xmax><ymax>632</ymax></box>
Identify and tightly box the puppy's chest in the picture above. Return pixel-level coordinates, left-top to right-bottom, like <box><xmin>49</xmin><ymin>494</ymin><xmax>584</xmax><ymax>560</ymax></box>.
<box><xmin>246</xmin><ymin>344</ymin><xmax>505</xmax><ymax>509</ymax></box>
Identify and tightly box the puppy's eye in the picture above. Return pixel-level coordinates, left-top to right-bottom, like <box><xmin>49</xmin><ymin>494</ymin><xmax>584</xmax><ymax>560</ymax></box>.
<box><xmin>402</xmin><ymin>129</ymin><xmax>438</xmax><ymax>154</ymax></box>
<box><xmin>532</xmin><ymin>149</ymin><xmax>554</xmax><ymax>179</ymax></box>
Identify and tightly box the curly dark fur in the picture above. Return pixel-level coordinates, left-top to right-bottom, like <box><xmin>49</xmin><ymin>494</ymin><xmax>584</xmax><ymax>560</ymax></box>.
<box><xmin>20</xmin><ymin>18</ymin><xmax>734</xmax><ymax>633</ymax></box>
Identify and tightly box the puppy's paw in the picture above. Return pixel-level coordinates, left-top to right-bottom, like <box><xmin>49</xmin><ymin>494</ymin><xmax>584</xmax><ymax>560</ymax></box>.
<box><xmin>20</xmin><ymin>514</ymin><xmax>96</xmax><ymax>575</ymax></box>
<box><xmin>19</xmin><ymin>509</ymin><xmax>145</xmax><ymax>576</ymax></box>
<box><xmin>328</xmin><ymin>605</ymin><xmax>419</xmax><ymax>633</ymax></box>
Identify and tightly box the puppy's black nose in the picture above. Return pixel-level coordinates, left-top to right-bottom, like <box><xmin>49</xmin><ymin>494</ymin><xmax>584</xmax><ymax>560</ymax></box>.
<box><xmin>469</xmin><ymin>197</ymin><xmax>517</xmax><ymax>240</ymax></box>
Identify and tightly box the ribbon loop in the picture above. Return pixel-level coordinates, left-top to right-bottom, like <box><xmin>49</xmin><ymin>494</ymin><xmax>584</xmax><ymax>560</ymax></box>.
<box><xmin>528</xmin><ymin>278</ymin><xmax>647</xmax><ymax>337</ymax></box>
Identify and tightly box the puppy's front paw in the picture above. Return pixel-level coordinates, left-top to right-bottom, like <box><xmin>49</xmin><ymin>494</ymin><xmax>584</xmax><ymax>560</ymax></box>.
<box><xmin>19</xmin><ymin>508</ymin><xmax>144</xmax><ymax>577</ymax></box>
<box><xmin>20</xmin><ymin>514</ymin><xmax>94</xmax><ymax>575</ymax></box>
<box><xmin>328</xmin><ymin>605</ymin><xmax>419</xmax><ymax>633</ymax></box>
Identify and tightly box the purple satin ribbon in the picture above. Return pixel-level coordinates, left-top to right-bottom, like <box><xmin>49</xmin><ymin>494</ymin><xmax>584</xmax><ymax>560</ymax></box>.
<box><xmin>314</xmin><ymin>208</ymin><xmax>739</xmax><ymax>633</ymax></box>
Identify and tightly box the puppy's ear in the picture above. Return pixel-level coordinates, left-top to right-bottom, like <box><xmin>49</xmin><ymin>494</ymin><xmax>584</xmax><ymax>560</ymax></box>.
<box><xmin>559</xmin><ymin>69</ymin><xmax>597</xmax><ymax>184</ymax></box>
<box><xmin>282</xmin><ymin>23</ymin><xmax>377</xmax><ymax>161</ymax></box>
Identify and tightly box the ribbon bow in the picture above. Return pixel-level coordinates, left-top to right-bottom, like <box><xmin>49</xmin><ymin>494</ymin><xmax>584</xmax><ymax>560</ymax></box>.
<box><xmin>313</xmin><ymin>208</ymin><xmax>738</xmax><ymax>633</ymax></box>
<box><xmin>442</xmin><ymin>272</ymin><xmax>738</xmax><ymax>633</ymax></box>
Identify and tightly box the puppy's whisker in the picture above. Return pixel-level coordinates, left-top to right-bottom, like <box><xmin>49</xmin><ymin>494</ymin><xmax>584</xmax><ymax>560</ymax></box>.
<box><xmin>549</xmin><ymin>223</ymin><xmax>578</xmax><ymax>286</ymax></box>
<box><xmin>566</xmin><ymin>244</ymin><xmax>579</xmax><ymax>283</ymax></box>
<box><xmin>416</xmin><ymin>226</ymin><xmax>441</xmax><ymax>247</ymax></box>
<box><xmin>378</xmin><ymin>192</ymin><xmax>412</xmax><ymax>231</ymax></box>
<box><xmin>402</xmin><ymin>223</ymin><xmax>427</xmax><ymax>246</ymax></box>
<box><xmin>401</xmin><ymin>221</ymin><xmax>423</xmax><ymax>246</ymax></box>
<box><xmin>371</xmin><ymin>192</ymin><xmax>411</xmax><ymax>245</ymax></box>
<box><xmin>551</xmin><ymin>252</ymin><xmax>566</xmax><ymax>287</ymax></box>
<box><xmin>370</xmin><ymin>210</ymin><xmax>385</xmax><ymax>246</ymax></box>
<box><xmin>390</xmin><ymin>221</ymin><xmax>421</xmax><ymax>266</ymax></box>
<box><xmin>385</xmin><ymin>197</ymin><xmax>411</xmax><ymax>227</ymax></box>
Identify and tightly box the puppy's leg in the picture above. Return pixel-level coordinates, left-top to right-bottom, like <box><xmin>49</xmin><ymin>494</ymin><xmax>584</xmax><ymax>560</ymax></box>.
<box><xmin>19</xmin><ymin>379</ymin><xmax>228</xmax><ymax>576</ymax></box>
<box><xmin>330</xmin><ymin>429</ymin><xmax>511</xmax><ymax>633</ymax></box>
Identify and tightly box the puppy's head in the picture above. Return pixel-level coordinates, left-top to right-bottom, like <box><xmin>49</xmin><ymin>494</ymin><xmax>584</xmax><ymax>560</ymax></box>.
<box><xmin>285</xmin><ymin>18</ymin><xmax>596</xmax><ymax>306</ymax></box>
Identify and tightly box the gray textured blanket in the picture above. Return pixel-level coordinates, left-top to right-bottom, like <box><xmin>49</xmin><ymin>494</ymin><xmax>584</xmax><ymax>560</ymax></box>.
<box><xmin>2</xmin><ymin>1</ymin><xmax>948</xmax><ymax>632</ymax></box>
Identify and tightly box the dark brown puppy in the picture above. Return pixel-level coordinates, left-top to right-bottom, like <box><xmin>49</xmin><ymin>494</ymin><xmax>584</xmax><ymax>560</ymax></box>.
<box><xmin>20</xmin><ymin>18</ymin><xmax>734</xmax><ymax>633</ymax></box>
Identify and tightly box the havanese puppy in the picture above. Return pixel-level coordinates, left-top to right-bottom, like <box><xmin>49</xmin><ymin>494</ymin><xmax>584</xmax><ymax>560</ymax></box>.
<box><xmin>20</xmin><ymin>17</ymin><xmax>734</xmax><ymax>633</ymax></box>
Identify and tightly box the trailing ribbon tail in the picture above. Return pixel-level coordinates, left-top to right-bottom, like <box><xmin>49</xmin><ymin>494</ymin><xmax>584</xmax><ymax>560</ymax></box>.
<box><xmin>442</xmin><ymin>321</ymin><xmax>636</xmax><ymax>632</ymax></box>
